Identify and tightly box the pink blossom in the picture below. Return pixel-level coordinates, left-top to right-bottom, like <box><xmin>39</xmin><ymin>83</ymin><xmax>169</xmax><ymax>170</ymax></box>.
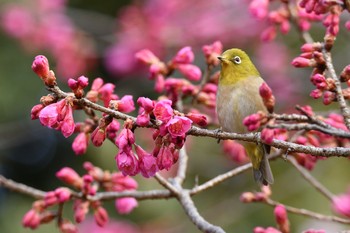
<box><xmin>22</xmin><ymin>209</ymin><xmax>41</xmax><ymax>229</ymax></box>
<box><xmin>39</xmin><ymin>102</ymin><xmax>59</xmax><ymax>128</ymax></box>
<box><xmin>166</xmin><ymin>116</ymin><xmax>192</xmax><ymax>137</ymax></box>
<box><xmin>153</xmin><ymin>99</ymin><xmax>173</xmax><ymax>122</ymax></box>
<box><xmin>98</xmin><ymin>83</ymin><xmax>116</xmax><ymax>107</ymax></box>
<box><xmin>115</xmin><ymin>197</ymin><xmax>138</xmax><ymax>215</ymax></box>
<box><xmin>116</xmin><ymin>151</ymin><xmax>139</xmax><ymax>176</ymax></box>
<box><xmin>223</xmin><ymin>140</ymin><xmax>248</xmax><ymax>164</ymax></box>
<box><xmin>157</xmin><ymin>145</ymin><xmax>177</xmax><ymax>171</ymax></box>
<box><xmin>136</xmin><ymin>111</ymin><xmax>150</xmax><ymax>127</ymax></box>
<box><xmin>56</xmin><ymin>167</ymin><xmax>83</xmax><ymax>189</ymax></box>
<box><xmin>249</xmin><ymin>0</ymin><xmax>269</xmax><ymax>19</ymax></box>
<box><xmin>112</xmin><ymin>95</ymin><xmax>135</xmax><ymax>113</ymax></box>
<box><xmin>332</xmin><ymin>192</ymin><xmax>350</xmax><ymax>218</ymax></box>
<box><xmin>115</xmin><ymin>128</ymin><xmax>135</xmax><ymax>151</ymax></box>
<box><xmin>177</xmin><ymin>64</ymin><xmax>202</xmax><ymax>81</ymax></box>
<box><xmin>94</xmin><ymin>206</ymin><xmax>109</xmax><ymax>227</ymax></box>
<box><xmin>261</xmin><ymin>128</ymin><xmax>275</xmax><ymax>144</ymax></box>
<box><xmin>135</xmin><ymin>144</ymin><xmax>158</xmax><ymax>178</ymax></box>
<box><xmin>172</xmin><ymin>46</ymin><xmax>194</xmax><ymax>64</ymax></box>
<box><xmin>91</xmin><ymin>127</ymin><xmax>106</xmax><ymax>147</ymax></box>
<box><xmin>154</xmin><ymin>74</ymin><xmax>165</xmax><ymax>93</ymax></box>
<box><xmin>311</xmin><ymin>74</ymin><xmax>327</xmax><ymax>89</ymax></box>
<box><xmin>91</xmin><ymin>78</ymin><xmax>104</xmax><ymax>91</ymax></box>
<box><xmin>72</xmin><ymin>132</ymin><xmax>89</xmax><ymax>155</ymax></box>
<box><xmin>106</xmin><ymin>120</ymin><xmax>120</xmax><ymax>140</ymax></box>
<box><xmin>32</xmin><ymin>55</ymin><xmax>50</xmax><ymax>79</ymax></box>
<box><xmin>135</xmin><ymin>49</ymin><xmax>160</xmax><ymax>64</ymax></box>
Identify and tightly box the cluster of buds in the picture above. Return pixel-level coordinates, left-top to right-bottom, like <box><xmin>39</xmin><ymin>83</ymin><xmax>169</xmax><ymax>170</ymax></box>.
<box><xmin>31</xmin><ymin>97</ymin><xmax>75</xmax><ymax>138</ymax></box>
<box><xmin>23</xmin><ymin>162</ymin><xmax>138</xmax><ymax>232</ymax></box>
<box><xmin>115</xmin><ymin>98</ymin><xmax>208</xmax><ymax>176</ymax></box>
<box><xmin>254</xmin><ymin>205</ymin><xmax>290</xmax><ymax>233</ymax></box>
<box><xmin>293</xmin><ymin>42</ymin><xmax>350</xmax><ymax>105</ymax></box>
<box><xmin>136</xmin><ymin>41</ymin><xmax>222</xmax><ymax>111</ymax></box>
<box><xmin>135</xmin><ymin>46</ymin><xmax>202</xmax><ymax>93</ymax></box>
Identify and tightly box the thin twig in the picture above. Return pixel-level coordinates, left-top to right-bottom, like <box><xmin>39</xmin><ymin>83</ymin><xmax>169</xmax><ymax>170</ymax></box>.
<box><xmin>0</xmin><ymin>175</ymin><xmax>46</xmax><ymax>199</ymax></box>
<box><xmin>175</xmin><ymin>147</ymin><xmax>188</xmax><ymax>185</ymax></box>
<box><xmin>265</xmin><ymin>198</ymin><xmax>350</xmax><ymax>224</ymax></box>
<box><xmin>178</xmin><ymin>190</ymin><xmax>225</xmax><ymax>233</ymax></box>
<box><xmin>322</xmin><ymin>49</ymin><xmax>350</xmax><ymax>130</ymax></box>
<box><xmin>287</xmin><ymin>157</ymin><xmax>335</xmax><ymax>201</ymax></box>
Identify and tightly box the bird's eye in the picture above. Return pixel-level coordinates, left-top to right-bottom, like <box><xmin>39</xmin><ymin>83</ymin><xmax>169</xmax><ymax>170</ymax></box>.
<box><xmin>233</xmin><ymin>56</ymin><xmax>241</xmax><ymax>64</ymax></box>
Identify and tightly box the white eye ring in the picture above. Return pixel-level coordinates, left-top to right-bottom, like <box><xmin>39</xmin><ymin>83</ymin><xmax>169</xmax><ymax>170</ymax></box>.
<box><xmin>233</xmin><ymin>56</ymin><xmax>241</xmax><ymax>64</ymax></box>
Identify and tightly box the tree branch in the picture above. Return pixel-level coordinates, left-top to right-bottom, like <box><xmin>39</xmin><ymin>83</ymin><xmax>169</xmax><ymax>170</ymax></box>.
<box><xmin>0</xmin><ymin>175</ymin><xmax>46</xmax><ymax>199</ymax></box>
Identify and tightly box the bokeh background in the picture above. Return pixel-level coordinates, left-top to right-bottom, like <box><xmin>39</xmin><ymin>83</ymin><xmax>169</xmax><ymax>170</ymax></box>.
<box><xmin>0</xmin><ymin>0</ymin><xmax>350</xmax><ymax>232</ymax></box>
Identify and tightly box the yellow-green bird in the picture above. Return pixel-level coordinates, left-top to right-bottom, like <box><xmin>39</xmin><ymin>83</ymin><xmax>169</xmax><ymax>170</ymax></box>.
<box><xmin>216</xmin><ymin>48</ymin><xmax>274</xmax><ymax>185</ymax></box>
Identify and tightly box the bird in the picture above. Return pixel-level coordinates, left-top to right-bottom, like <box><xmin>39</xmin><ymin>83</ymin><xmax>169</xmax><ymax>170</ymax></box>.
<box><xmin>216</xmin><ymin>48</ymin><xmax>274</xmax><ymax>185</ymax></box>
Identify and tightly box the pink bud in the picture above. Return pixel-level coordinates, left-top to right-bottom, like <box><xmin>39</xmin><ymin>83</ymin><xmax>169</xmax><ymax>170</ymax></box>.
<box><xmin>136</xmin><ymin>111</ymin><xmax>151</xmax><ymax>126</ymax></box>
<box><xmin>157</xmin><ymin>145</ymin><xmax>176</xmax><ymax>170</ymax></box>
<box><xmin>301</xmin><ymin>43</ymin><xmax>314</xmax><ymax>52</ymax></box>
<box><xmin>223</xmin><ymin>140</ymin><xmax>248</xmax><ymax>164</ymax></box>
<box><xmin>240</xmin><ymin>192</ymin><xmax>256</xmax><ymax>203</ymax></box>
<box><xmin>91</xmin><ymin>127</ymin><xmax>106</xmax><ymax>147</ymax></box>
<box><xmin>73</xmin><ymin>200</ymin><xmax>89</xmax><ymax>223</ymax></box>
<box><xmin>202</xmin><ymin>41</ymin><xmax>223</xmax><ymax>66</ymax></box>
<box><xmin>137</xmin><ymin>97</ymin><xmax>154</xmax><ymax>113</ymax></box>
<box><xmin>153</xmin><ymin>99</ymin><xmax>173</xmax><ymax>122</ymax></box>
<box><xmin>310</xmin><ymin>89</ymin><xmax>322</xmax><ymax>99</ymax></box>
<box><xmin>111</xmin><ymin>95</ymin><xmax>135</xmax><ymax>113</ymax></box>
<box><xmin>249</xmin><ymin>0</ymin><xmax>269</xmax><ymax>19</ymax></box>
<box><xmin>44</xmin><ymin>191</ymin><xmax>58</xmax><ymax>206</ymax></box>
<box><xmin>60</xmin><ymin>104</ymin><xmax>75</xmax><ymax>138</ymax></box>
<box><xmin>261</xmin><ymin>26</ymin><xmax>277</xmax><ymax>42</ymax></box>
<box><xmin>115</xmin><ymin>128</ymin><xmax>135</xmax><ymax>151</ymax></box>
<box><xmin>274</xmin><ymin>204</ymin><xmax>289</xmax><ymax>233</ymax></box>
<box><xmin>59</xmin><ymin>220</ymin><xmax>78</xmax><ymax>233</ymax></box>
<box><xmin>332</xmin><ymin>193</ymin><xmax>350</xmax><ymax>218</ymax></box>
<box><xmin>111</xmin><ymin>173</ymin><xmax>138</xmax><ymax>191</ymax></box>
<box><xmin>72</xmin><ymin>132</ymin><xmax>89</xmax><ymax>155</ymax></box>
<box><xmin>261</xmin><ymin>128</ymin><xmax>275</xmax><ymax>144</ymax></box>
<box><xmin>135</xmin><ymin>144</ymin><xmax>158</xmax><ymax>178</ymax></box>
<box><xmin>177</xmin><ymin>64</ymin><xmax>202</xmax><ymax>81</ymax></box>
<box><xmin>56</xmin><ymin>167</ymin><xmax>83</xmax><ymax>189</ymax></box>
<box><xmin>154</xmin><ymin>74</ymin><xmax>165</xmax><ymax>93</ymax></box>
<box><xmin>323</xmin><ymin>91</ymin><xmax>336</xmax><ymax>105</ymax></box>
<box><xmin>172</xmin><ymin>46</ymin><xmax>194</xmax><ymax>64</ymax></box>
<box><xmin>115</xmin><ymin>197</ymin><xmax>138</xmax><ymax>214</ymax></box>
<box><xmin>291</xmin><ymin>57</ymin><xmax>311</xmax><ymax>67</ymax></box>
<box><xmin>31</xmin><ymin>104</ymin><xmax>44</xmax><ymax>120</ymax></box>
<box><xmin>186</xmin><ymin>112</ymin><xmax>208</xmax><ymax>127</ymax></box>
<box><xmin>94</xmin><ymin>206</ymin><xmax>109</xmax><ymax>227</ymax></box>
<box><xmin>68</xmin><ymin>78</ymin><xmax>78</xmax><ymax>90</ymax></box>
<box><xmin>77</xmin><ymin>75</ymin><xmax>89</xmax><ymax>88</ymax></box>
<box><xmin>32</xmin><ymin>55</ymin><xmax>50</xmax><ymax>79</ymax></box>
<box><xmin>135</xmin><ymin>49</ymin><xmax>159</xmax><ymax>64</ymax></box>
<box><xmin>166</xmin><ymin>116</ymin><xmax>192</xmax><ymax>137</ymax></box>
<box><xmin>106</xmin><ymin>119</ymin><xmax>120</xmax><ymax>140</ymax></box>
<box><xmin>22</xmin><ymin>209</ymin><xmax>40</xmax><ymax>229</ymax></box>
<box><xmin>259</xmin><ymin>82</ymin><xmax>273</xmax><ymax>98</ymax></box>
<box><xmin>55</xmin><ymin>187</ymin><xmax>71</xmax><ymax>203</ymax></box>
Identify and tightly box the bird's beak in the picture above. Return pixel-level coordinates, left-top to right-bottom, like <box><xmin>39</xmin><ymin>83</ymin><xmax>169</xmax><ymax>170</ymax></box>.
<box><xmin>217</xmin><ymin>56</ymin><xmax>223</xmax><ymax>61</ymax></box>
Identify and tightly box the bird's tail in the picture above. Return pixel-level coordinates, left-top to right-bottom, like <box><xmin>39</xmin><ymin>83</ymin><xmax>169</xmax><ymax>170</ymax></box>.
<box><xmin>246</xmin><ymin>143</ymin><xmax>274</xmax><ymax>186</ymax></box>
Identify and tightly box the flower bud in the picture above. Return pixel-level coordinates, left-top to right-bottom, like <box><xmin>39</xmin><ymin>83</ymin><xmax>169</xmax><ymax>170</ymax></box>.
<box><xmin>274</xmin><ymin>204</ymin><xmax>290</xmax><ymax>233</ymax></box>
<box><xmin>115</xmin><ymin>197</ymin><xmax>138</xmax><ymax>214</ymax></box>
<box><xmin>94</xmin><ymin>206</ymin><xmax>109</xmax><ymax>227</ymax></box>
<box><xmin>56</xmin><ymin>167</ymin><xmax>83</xmax><ymax>189</ymax></box>
<box><xmin>32</xmin><ymin>55</ymin><xmax>50</xmax><ymax>80</ymax></box>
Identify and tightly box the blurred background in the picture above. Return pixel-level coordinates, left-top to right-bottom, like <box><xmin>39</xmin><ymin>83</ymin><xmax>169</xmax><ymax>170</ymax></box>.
<box><xmin>0</xmin><ymin>0</ymin><xmax>350</xmax><ymax>232</ymax></box>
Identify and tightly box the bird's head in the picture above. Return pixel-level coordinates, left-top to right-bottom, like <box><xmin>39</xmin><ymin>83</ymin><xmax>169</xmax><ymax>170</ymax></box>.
<box><xmin>218</xmin><ymin>48</ymin><xmax>260</xmax><ymax>85</ymax></box>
